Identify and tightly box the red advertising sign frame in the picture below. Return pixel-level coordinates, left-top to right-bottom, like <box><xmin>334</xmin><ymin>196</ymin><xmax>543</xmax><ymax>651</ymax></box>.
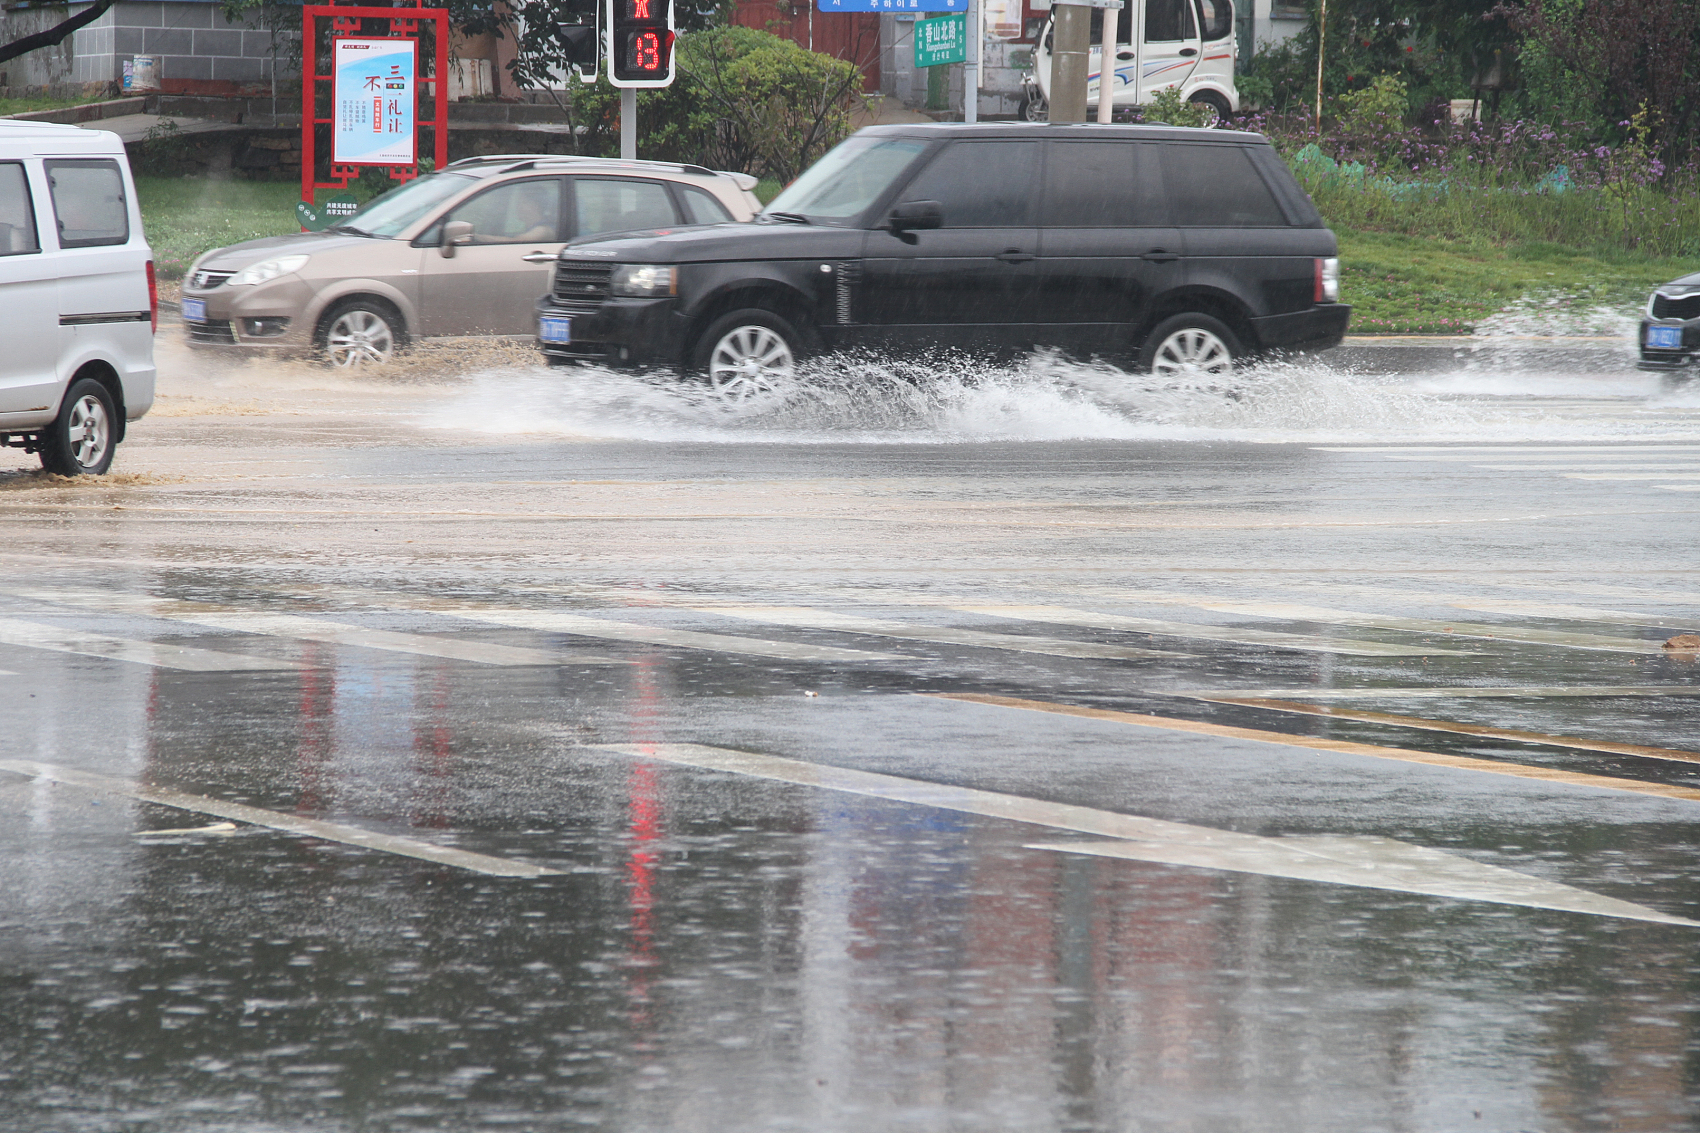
<box><xmin>301</xmin><ymin>3</ymin><xmax>449</xmax><ymax>206</ymax></box>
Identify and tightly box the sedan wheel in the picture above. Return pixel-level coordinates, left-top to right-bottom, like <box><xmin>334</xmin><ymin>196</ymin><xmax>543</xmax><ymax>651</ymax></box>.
<box><xmin>1150</xmin><ymin>326</ymin><xmax>1235</xmax><ymax>377</ymax></box>
<box><xmin>707</xmin><ymin>323</ymin><xmax>795</xmax><ymax>403</ymax></box>
<box><xmin>323</xmin><ymin>306</ymin><xmax>397</xmax><ymax>368</ymax></box>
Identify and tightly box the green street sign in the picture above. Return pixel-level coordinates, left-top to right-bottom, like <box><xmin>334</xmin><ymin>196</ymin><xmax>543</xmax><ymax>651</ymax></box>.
<box><xmin>914</xmin><ymin>12</ymin><xmax>967</xmax><ymax>68</ymax></box>
<box><xmin>295</xmin><ymin>195</ymin><xmax>359</xmax><ymax>232</ymax></box>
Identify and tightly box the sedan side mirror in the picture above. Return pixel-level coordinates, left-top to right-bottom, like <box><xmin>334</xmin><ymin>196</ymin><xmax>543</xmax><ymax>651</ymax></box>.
<box><xmin>440</xmin><ymin>220</ymin><xmax>474</xmax><ymax>258</ymax></box>
<box><xmin>888</xmin><ymin>200</ymin><xmax>943</xmax><ymax>233</ymax></box>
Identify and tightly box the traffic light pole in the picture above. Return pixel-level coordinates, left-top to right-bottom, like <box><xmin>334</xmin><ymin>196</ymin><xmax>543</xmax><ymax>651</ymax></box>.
<box><xmin>621</xmin><ymin>87</ymin><xmax>637</xmax><ymax>160</ymax></box>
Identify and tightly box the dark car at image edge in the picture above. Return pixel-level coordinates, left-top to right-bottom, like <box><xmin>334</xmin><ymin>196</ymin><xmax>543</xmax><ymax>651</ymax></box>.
<box><xmin>1638</xmin><ymin>272</ymin><xmax>1700</xmax><ymax>374</ymax></box>
<box><xmin>534</xmin><ymin>122</ymin><xmax>1351</xmax><ymax>400</ymax></box>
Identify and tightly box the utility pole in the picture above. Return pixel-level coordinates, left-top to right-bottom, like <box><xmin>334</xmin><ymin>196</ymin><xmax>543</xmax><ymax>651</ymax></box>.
<box><xmin>1314</xmin><ymin>0</ymin><xmax>1327</xmax><ymax>130</ymax></box>
<box><xmin>1095</xmin><ymin>0</ymin><xmax>1120</xmax><ymax>124</ymax></box>
<box><xmin>1050</xmin><ymin>1</ymin><xmax>1089</xmax><ymax>123</ymax></box>
<box><xmin>622</xmin><ymin>87</ymin><xmax>636</xmax><ymax>159</ymax></box>
<box><xmin>964</xmin><ymin>0</ymin><xmax>979</xmax><ymax>124</ymax></box>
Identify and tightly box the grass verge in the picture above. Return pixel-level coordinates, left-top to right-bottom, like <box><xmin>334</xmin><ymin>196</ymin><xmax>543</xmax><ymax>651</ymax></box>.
<box><xmin>136</xmin><ymin>177</ymin><xmax>375</xmax><ymax>280</ymax></box>
<box><xmin>0</xmin><ymin>92</ymin><xmax>109</xmax><ymax>116</ymax></box>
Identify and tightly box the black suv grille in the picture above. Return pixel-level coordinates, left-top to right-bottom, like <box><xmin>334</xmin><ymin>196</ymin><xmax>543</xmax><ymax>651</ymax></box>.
<box><xmin>1651</xmin><ymin>292</ymin><xmax>1700</xmax><ymax>321</ymax></box>
<box><xmin>553</xmin><ymin>260</ymin><xmax>614</xmax><ymax>307</ymax></box>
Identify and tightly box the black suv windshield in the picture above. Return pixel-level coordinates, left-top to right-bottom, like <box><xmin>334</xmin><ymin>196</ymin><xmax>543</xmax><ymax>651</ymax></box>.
<box><xmin>762</xmin><ymin>136</ymin><xmax>930</xmax><ymax>225</ymax></box>
<box><xmin>340</xmin><ymin>172</ymin><xmax>477</xmax><ymax>237</ymax></box>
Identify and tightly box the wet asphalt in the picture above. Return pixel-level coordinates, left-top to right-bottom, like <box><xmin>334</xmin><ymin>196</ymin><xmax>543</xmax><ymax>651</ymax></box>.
<box><xmin>3</xmin><ymin>338</ymin><xmax>1700</xmax><ymax>1131</ymax></box>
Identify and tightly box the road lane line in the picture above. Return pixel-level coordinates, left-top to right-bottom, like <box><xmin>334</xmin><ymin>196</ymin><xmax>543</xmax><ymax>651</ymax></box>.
<box><xmin>433</xmin><ymin>608</ymin><xmax>898</xmax><ymax>662</ymax></box>
<box><xmin>1156</xmin><ymin>598</ymin><xmax>1670</xmax><ymax>654</ymax></box>
<box><xmin>691</xmin><ymin>606</ymin><xmax>1187</xmax><ymax>660</ymax></box>
<box><xmin>1566</xmin><ymin>473</ymin><xmax>1700</xmax><ymax>481</ymax></box>
<box><xmin>1160</xmin><ymin>685</ymin><xmax>1700</xmax><ymax>700</ymax></box>
<box><xmin>0</xmin><ymin>618</ymin><xmax>298</xmax><ymax>672</ymax></box>
<box><xmin>926</xmin><ymin>693</ymin><xmax>1700</xmax><ymax>805</ymax></box>
<box><xmin>1184</xmin><ymin>697</ymin><xmax>1700</xmax><ymax>765</ymax></box>
<box><xmin>6</xmin><ymin>588</ymin><xmax>622</xmax><ymax>667</ymax></box>
<box><xmin>1318</xmin><ymin>446</ymin><xmax>1700</xmax><ymax>454</ymax></box>
<box><xmin>1444</xmin><ymin>599</ymin><xmax>1690</xmax><ymax>631</ymax></box>
<box><xmin>952</xmin><ymin>604</ymin><xmax>1466</xmax><ymax>657</ymax></box>
<box><xmin>0</xmin><ymin>759</ymin><xmax>561</xmax><ymax>878</ymax></box>
<box><xmin>592</xmin><ymin>742</ymin><xmax>1695</xmax><ymax>925</ymax></box>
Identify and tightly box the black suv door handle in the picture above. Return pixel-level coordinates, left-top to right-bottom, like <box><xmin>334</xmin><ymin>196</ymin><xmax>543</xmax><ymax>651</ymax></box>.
<box><xmin>996</xmin><ymin>249</ymin><xmax>1035</xmax><ymax>263</ymax></box>
<box><xmin>1179</xmin><ymin>47</ymin><xmax>1198</xmax><ymax>57</ymax></box>
<box><xmin>1141</xmin><ymin>249</ymin><xmax>1179</xmax><ymax>263</ymax></box>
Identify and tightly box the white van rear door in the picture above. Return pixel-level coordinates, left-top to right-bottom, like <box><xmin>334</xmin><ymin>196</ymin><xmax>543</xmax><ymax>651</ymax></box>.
<box><xmin>0</xmin><ymin>160</ymin><xmax>63</xmax><ymax>415</ymax></box>
<box><xmin>43</xmin><ymin>157</ymin><xmax>151</xmax><ymax>387</ymax></box>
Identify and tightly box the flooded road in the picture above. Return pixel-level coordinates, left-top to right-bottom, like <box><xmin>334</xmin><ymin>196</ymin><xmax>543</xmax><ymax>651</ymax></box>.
<box><xmin>4</xmin><ymin>330</ymin><xmax>1700</xmax><ymax>1131</ymax></box>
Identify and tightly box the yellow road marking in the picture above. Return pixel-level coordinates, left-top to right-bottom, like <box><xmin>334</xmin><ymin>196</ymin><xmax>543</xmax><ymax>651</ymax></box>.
<box><xmin>926</xmin><ymin>693</ymin><xmax>1700</xmax><ymax>804</ymax></box>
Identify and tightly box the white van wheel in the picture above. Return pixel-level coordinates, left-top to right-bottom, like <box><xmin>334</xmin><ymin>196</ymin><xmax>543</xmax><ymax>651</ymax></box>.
<box><xmin>1188</xmin><ymin>91</ymin><xmax>1230</xmax><ymax>129</ymax></box>
<box><xmin>40</xmin><ymin>377</ymin><xmax>116</xmax><ymax>476</ymax></box>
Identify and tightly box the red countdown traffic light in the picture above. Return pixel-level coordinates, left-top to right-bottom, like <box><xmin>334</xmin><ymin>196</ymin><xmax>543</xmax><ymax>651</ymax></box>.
<box><xmin>608</xmin><ymin>0</ymin><xmax>675</xmax><ymax>86</ymax></box>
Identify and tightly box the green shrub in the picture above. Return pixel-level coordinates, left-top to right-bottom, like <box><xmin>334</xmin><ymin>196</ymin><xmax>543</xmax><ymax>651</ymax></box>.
<box><xmin>1140</xmin><ymin>85</ymin><xmax>1210</xmax><ymax>128</ymax></box>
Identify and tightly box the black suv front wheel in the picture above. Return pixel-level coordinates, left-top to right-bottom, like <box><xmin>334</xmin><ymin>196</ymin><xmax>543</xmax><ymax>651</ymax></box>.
<box><xmin>692</xmin><ymin>308</ymin><xmax>807</xmax><ymax>404</ymax></box>
<box><xmin>1139</xmin><ymin>314</ymin><xmax>1242</xmax><ymax>377</ymax></box>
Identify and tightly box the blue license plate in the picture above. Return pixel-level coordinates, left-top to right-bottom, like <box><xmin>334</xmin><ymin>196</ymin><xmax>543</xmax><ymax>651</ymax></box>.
<box><xmin>1647</xmin><ymin>324</ymin><xmax>1682</xmax><ymax>350</ymax></box>
<box><xmin>181</xmin><ymin>297</ymin><xmax>207</xmax><ymax>323</ymax></box>
<box><xmin>538</xmin><ymin>316</ymin><xmax>571</xmax><ymax>345</ymax></box>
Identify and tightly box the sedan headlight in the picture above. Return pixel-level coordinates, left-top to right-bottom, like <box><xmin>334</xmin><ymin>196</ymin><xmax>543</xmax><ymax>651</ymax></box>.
<box><xmin>611</xmin><ymin>264</ymin><xmax>677</xmax><ymax>297</ymax></box>
<box><xmin>232</xmin><ymin>254</ymin><xmax>309</xmax><ymax>286</ymax></box>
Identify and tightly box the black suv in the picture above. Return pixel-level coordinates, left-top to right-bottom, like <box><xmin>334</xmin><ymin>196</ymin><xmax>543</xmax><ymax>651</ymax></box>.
<box><xmin>535</xmin><ymin>123</ymin><xmax>1350</xmax><ymax>399</ymax></box>
<box><xmin>1638</xmin><ymin>271</ymin><xmax>1700</xmax><ymax>373</ymax></box>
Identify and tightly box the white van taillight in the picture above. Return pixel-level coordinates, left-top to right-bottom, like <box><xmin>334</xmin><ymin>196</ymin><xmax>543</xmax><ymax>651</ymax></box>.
<box><xmin>1315</xmin><ymin>257</ymin><xmax>1339</xmax><ymax>304</ymax></box>
<box><xmin>146</xmin><ymin>260</ymin><xmax>158</xmax><ymax>333</ymax></box>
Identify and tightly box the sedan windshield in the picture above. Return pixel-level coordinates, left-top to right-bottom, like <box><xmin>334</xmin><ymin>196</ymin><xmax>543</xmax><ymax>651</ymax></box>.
<box><xmin>339</xmin><ymin>172</ymin><xmax>477</xmax><ymax>237</ymax></box>
<box><xmin>761</xmin><ymin>137</ymin><xmax>930</xmax><ymax>225</ymax></box>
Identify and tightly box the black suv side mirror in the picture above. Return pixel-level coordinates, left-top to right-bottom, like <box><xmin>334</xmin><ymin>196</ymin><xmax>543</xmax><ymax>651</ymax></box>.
<box><xmin>888</xmin><ymin>200</ymin><xmax>943</xmax><ymax>232</ymax></box>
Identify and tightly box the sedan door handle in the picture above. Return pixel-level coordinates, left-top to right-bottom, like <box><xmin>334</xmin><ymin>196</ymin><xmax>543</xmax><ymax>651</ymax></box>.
<box><xmin>996</xmin><ymin>249</ymin><xmax>1035</xmax><ymax>263</ymax></box>
<box><xmin>1178</xmin><ymin>47</ymin><xmax>1198</xmax><ymax>57</ymax></box>
<box><xmin>521</xmin><ymin>251</ymin><xmax>556</xmax><ymax>263</ymax></box>
<box><xmin>1141</xmin><ymin>249</ymin><xmax>1179</xmax><ymax>263</ymax></box>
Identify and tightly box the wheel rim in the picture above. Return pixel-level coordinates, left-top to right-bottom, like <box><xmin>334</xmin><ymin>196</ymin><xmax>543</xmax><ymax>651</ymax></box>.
<box><xmin>1192</xmin><ymin>99</ymin><xmax>1223</xmax><ymax>128</ymax></box>
<box><xmin>1151</xmin><ymin>327</ymin><xmax>1233</xmax><ymax>377</ymax></box>
<box><xmin>65</xmin><ymin>394</ymin><xmax>109</xmax><ymax>470</ymax></box>
<box><xmin>707</xmin><ymin>324</ymin><xmax>793</xmax><ymax>403</ymax></box>
<box><xmin>325</xmin><ymin>309</ymin><xmax>395</xmax><ymax>367</ymax></box>
<box><xmin>1023</xmin><ymin>97</ymin><xmax>1047</xmax><ymax>122</ymax></box>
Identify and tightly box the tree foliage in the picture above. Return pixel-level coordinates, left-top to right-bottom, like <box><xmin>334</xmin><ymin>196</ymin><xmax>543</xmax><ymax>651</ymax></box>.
<box><xmin>0</xmin><ymin>0</ymin><xmax>119</xmax><ymax>68</ymax></box>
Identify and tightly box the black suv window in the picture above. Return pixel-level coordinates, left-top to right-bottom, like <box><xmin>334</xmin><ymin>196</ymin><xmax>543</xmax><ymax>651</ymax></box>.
<box><xmin>1162</xmin><ymin>144</ymin><xmax>1286</xmax><ymax>227</ymax></box>
<box><xmin>1197</xmin><ymin>0</ymin><xmax>1233</xmax><ymax>41</ymax></box>
<box><xmin>45</xmin><ymin>159</ymin><xmax>127</xmax><ymax>248</ymax></box>
<box><xmin>1145</xmin><ymin>0</ymin><xmax>1197</xmax><ymax>41</ymax></box>
<box><xmin>1040</xmin><ymin>141</ymin><xmax>1164</xmax><ymax>227</ymax></box>
<box><xmin>0</xmin><ymin>162</ymin><xmax>39</xmax><ymax>255</ymax></box>
<box><xmin>897</xmin><ymin>141</ymin><xmax>1039</xmax><ymax>228</ymax></box>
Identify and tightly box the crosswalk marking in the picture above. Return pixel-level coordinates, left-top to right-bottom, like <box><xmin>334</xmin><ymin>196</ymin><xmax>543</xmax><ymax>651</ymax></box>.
<box><xmin>927</xmin><ymin>693</ymin><xmax>1700</xmax><ymax>806</ymax></box>
<box><xmin>0</xmin><ymin>759</ymin><xmax>560</xmax><ymax>878</ymax></box>
<box><xmin>0</xmin><ymin>617</ymin><xmax>297</xmax><ymax>672</ymax></box>
<box><xmin>595</xmin><ymin>742</ymin><xmax>1695</xmax><ymax>925</ymax></box>
<box><xmin>431</xmin><ymin>608</ymin><xmax>899</xmax><ymax>662</ymax></box>
<box><xmin>691</xmin><ymin>606</ymin><xmax>1187</xmax><ymax>660</ymax></box>
<box><xmin>951</xmin><ymin>604</ymin><xmax>1467</xmax><ymax>657</ymax></box>
<box><xmin>1146</xmin><ymin>597</ymin><xmax>1671</xmax><ymax>654</ymax></box>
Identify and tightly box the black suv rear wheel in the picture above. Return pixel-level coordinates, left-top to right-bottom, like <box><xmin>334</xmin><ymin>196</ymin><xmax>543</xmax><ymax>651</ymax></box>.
<box><xmin>1139</xmin><ymin>313</ymin><xmax>1242</xmax><ymax>377</ymax></box>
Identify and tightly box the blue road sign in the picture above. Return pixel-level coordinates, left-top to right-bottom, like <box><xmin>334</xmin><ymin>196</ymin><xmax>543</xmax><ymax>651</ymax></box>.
<box><xmin>817</xmin><ymin>0</ymin><xmax>967</xmax><ymax>11</ymax></box>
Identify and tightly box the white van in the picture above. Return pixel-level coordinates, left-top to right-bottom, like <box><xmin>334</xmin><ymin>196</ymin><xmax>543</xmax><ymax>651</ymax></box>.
<box><xmin>0</xmin><ymin>120</ymin><xmax>155</xmax><ymax>476</ymax></box>
<box><xmin>1022</xmin><ymin>0</ymin><xmax>1239</xmax><ymax>126</ymax></box>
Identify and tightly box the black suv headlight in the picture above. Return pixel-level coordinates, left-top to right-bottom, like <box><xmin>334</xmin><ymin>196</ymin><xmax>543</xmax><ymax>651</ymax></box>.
<box><xmin>610</xmin><ymin>265</ymin><xmax>677</xmax><ymax>297</ymax></box>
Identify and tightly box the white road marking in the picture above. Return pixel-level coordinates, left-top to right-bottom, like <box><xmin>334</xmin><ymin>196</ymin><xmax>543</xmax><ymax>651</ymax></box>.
<box><xmin>692</xmin><ymin>606</ymin><xmax>1187</xmax><ymax>660</ymax></box>
<box><xmin>1478</xmin><ymin>464</ymin><xmax>1700</xmax><ymax>471</ymax></box>
<box><xmin>1445</xmin><ymin>599</ymin><xmax>1689</xmax><ymax>630</ymax></box>
<box><xmin>593</xmin><ymin>743</ymin><xmax>1695</xmax><ymax>926</ymax></box>
<box><xmin>1318</xmin><ymin>446</ymin><xmax>1700</xmax><ymax>454</ymax></box>
<box><xmin>7</xmin><ymin>587</ymin><xmax>620</xmax><ymax>666</ymax></box>
<box><xmin>0</xmin><ymin>759</ymin><xmax>560</xmax><ymax>878</ymax></box>
<box><xmin>1565</xmin><ymin>473</ymin><xmax>1700</xmax><ymax>481</ymax></box>
<box><xmin>1162</xmin><ymin>685</ymin><xmax>1700</xmax><ymax>700</ymax></box>
<box><xmin>434</xmin><ymin>608</ymin><xmax>898</xmax><ymax>662</ymax></box>
<box><xmin>1155</xmin><ymin>598</ymin><xmax>1670</xmax><ymax>654</ymax></box>
<box><xmin>0</xmin><ymin>617</ymin><xmax>297</xmax><ymax>672</ymax></box>
<box><xmin>953</xmin><ymin>604</ymin><xmax>1465</xmax><ymax>657</ymax></box>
